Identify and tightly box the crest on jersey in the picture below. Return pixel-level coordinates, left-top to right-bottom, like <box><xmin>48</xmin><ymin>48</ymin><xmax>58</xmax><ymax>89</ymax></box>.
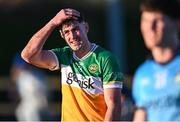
<box><xmin>174</xmin><ymin>72</ymin><xmax>180</xmax><ymax>83</ymax></box>
<box><xmin>89</xmin><ymin>64</ymin><xmax>98</xmax><ymax>73</ymax></box>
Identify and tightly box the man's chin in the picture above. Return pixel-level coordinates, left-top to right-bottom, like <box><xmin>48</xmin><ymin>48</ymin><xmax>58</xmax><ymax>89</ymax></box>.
<box><xmin>70</xmin><ymin>46</ymin><xmax>81</xmax><ymax>51</ymax></box>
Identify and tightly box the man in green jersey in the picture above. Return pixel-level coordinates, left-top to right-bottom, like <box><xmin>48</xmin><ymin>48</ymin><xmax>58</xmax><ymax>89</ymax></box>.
<box><xmin>21</xmin><ymin>8</ymin><xmax>124</xmax><ymax>121</ymax></box>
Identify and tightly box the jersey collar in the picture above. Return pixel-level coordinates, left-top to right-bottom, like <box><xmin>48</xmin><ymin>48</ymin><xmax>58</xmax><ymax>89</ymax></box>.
<box><xmin>73</xmin><ymin>43</ymin><xmax>98</xmax><ymax>61</ymax></box>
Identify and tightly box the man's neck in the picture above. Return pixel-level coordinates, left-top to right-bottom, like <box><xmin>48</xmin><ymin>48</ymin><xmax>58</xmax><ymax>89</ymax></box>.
<box><xmin>152</xmin><ymin>47</ymin><xmax>175</xmax><ymax>64</ymax></box>
<box><xmin>74</xmin><ymin>42</ymin><xmax>92</xmax><ymax>59</ymax></box>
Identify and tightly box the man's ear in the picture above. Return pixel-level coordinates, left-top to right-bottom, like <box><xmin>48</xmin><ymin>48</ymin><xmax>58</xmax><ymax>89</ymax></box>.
<box><xmin>83</xmin><ymin>22</ymin><xmax>89</xmax><ymax>33</ymax></box>
<box><xmin>59</xmin><ymin>30</ymin><xmax>64</xmax><ymax>38</ymax></box>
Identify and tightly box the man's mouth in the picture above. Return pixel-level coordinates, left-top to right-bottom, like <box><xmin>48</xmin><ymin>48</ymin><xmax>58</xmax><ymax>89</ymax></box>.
<box><xmin>71</xmin><ymin>39</ymin><xmax>82</xmax><ymax>45</ymax></box>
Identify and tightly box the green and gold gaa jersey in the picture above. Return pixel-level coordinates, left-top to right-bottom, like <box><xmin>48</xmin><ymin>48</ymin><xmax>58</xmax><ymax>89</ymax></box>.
<box><xmin>51</xmin><ymin>43</ymin><xmax>124</xmax><ymax>121</ymax></box>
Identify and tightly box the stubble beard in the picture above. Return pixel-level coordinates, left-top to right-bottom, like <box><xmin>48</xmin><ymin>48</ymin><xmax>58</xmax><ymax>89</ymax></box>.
<box><xmin>70</xmin><ymin>41</ymin><xmax>83</xmax><ymax>51</ymax></box>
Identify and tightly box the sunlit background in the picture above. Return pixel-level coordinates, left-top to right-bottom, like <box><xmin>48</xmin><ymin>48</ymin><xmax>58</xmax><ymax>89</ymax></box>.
<box><xmin>0</xmin><ymin>0</ymin><xmax>147</xmax><ymax>121</ymax></box>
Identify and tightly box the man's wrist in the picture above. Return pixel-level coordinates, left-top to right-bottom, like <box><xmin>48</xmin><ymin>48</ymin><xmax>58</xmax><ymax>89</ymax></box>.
<box><xmin>48</xmin><ymin>19</ymin><xmax>58</xmax><ymax>29</ymax></box>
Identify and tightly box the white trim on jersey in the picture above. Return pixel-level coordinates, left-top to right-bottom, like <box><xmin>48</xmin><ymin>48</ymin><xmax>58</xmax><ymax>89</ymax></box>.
<box><xmin>103</xmin><ymin>84</ymin><xmax>123</xmax><ymax>89</ymax></box>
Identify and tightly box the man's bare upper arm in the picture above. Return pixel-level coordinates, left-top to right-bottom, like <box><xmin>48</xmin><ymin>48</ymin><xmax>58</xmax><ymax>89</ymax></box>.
<box><xmin>104</xmin><ymin>88</ymin><xmax>122</xmax><ymax>106</ymax></box>
<box><xmin>104</xmin><ymin>88</ymin><xmax>122</xmax><ymax>120</ymax></box>
<box><xmin>26</xmin><ymin>50</ymin><xmax>59</xmax><ymax>70</ymax></box>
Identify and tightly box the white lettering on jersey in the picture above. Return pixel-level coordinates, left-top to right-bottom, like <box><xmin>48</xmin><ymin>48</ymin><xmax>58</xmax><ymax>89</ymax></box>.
<box><xmin>61</xmin><ymin>64</ymin><xmax>103</xmax><ymax>95</ymax></box>
<box><xmin>154</xmin><ymin>71</ymin><xmax>167</xmax><ymax>89</ymax></box>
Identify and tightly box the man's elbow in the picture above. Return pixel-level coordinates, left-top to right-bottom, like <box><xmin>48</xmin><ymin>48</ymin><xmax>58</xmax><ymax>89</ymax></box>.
<box><xmin>21</xmin><ymin>50</ymin><xmax>31</xmax><ymax>63</ymax></box>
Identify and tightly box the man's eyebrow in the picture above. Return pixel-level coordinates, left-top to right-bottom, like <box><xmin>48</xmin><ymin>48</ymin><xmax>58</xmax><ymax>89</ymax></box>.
<box><xmin>62</xmin><ymin>29</ymin><xmax>69</xmax><ymax>34</ymax></box>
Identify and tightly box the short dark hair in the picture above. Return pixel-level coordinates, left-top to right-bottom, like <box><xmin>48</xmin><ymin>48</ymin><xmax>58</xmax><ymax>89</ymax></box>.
<box><xmin>58</xmin><ymin>12</ymin><xmax>85</xmax><ymax>31</ymax></box>
<box><xmin>140</xmin><ymin>0</ymin><xmax>180</xmax><ymax>19</ymax></box>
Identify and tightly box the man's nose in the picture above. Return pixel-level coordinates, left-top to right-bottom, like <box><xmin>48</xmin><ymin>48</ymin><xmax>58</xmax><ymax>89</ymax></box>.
<box><xmin>69</xmin><ymin>31</ymin><xmax>77</xmax><ymax>39</ymax></box>
<box><xmin>151</xmin><ymin>20</ymin><xmax>157</xmax><ymax>31</ymax></box>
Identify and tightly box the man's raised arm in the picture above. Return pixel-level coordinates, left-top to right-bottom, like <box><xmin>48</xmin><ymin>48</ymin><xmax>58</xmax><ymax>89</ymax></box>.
<box><xmin>21</xmin><ymin>9</ymin><xmax>80</xmax><ymax>69</ymax></box>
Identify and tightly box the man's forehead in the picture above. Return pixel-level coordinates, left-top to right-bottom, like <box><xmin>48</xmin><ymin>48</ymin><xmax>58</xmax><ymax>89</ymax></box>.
<box><xmin>62</xmin><ymin>21</ymin><xmax>80</xmax><ymax>30</ymax></box>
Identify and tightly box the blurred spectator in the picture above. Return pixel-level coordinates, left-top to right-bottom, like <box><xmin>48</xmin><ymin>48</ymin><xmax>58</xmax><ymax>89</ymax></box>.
<box><xmin>10</xmin><ymin>53</ymin><xmax>50</xmax><ymax>121</ymax></box>
<box><xmin>133</xmin><ymin>0</ymin><xmax>180</xmax><ymax>121</ymax></box>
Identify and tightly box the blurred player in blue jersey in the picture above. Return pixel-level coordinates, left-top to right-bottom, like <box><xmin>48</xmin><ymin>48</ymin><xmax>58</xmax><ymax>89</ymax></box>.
<box><xmin>133</xmin><ymin>0</ymin><xmax>180</xmax><ymax>121</ymax></box>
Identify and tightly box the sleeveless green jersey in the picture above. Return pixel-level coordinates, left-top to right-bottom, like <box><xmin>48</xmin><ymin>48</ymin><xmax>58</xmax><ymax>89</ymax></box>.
<box><xmin>51</xmin><ymin>43</ymin><xmax>124</xmax><ymax>121</ymax></box>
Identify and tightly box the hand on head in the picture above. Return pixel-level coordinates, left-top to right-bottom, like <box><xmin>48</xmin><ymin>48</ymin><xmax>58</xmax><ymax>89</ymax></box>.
<box><xmin>50</xmin><ymin>8</ymin><xmax>80</xmax><ymax>27</ymax></box>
